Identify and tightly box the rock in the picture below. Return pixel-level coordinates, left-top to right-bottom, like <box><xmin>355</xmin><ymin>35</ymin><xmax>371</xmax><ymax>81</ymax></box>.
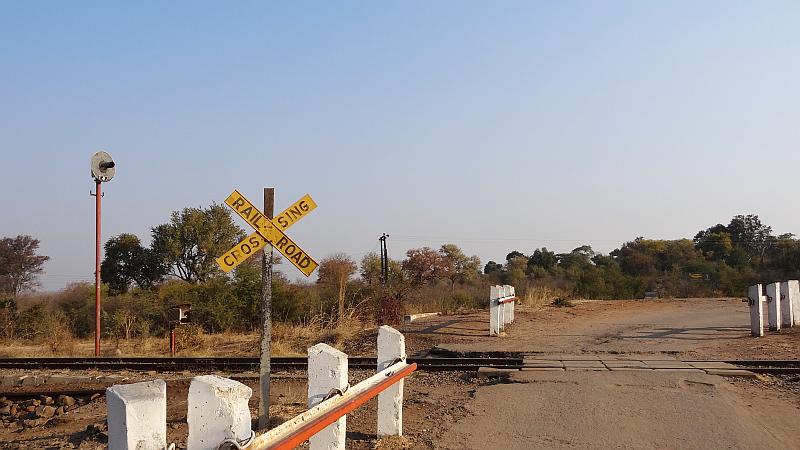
<box><xmin>57</xmin><ymin>395</ymin><xmax>76</xmax><ymax>407</ymax></box>
<box><xmin>0</xmin><ymin>375</ymin><xmax>21</xmax><ymax>387</ymax></box>
<box><xmin>25</xmin><ymin>405</ymin><xmax>36</xmax><ymax>413</ymax></box>
<box><xmin>0</xmin><ymin>405</ymin><xmax>9</xmax><ymax>415</ymax></box>
<box><xmin>21</xmin><ymin>375</ymin><xmax>43</xmax><ymax>386</ymax></box>
<box><xmin>22</xmin><ymin>417</ymin><xmax>44</xmax><ymax>428</ymax></box>
<box><xmin>55</xmin><ymin>406</ymin><xmax>66</xmax><ymax>415</ymax></box>
<box><xmin>36</xmin><ymin>405</ymin><xmax>57</xmax><ymax>419</ymax></box>
<box><xmin>40</xmin><ymin>395</ymin><xmax>54</xmax><ymax>405</ymax></box>
<box><xmin>10</xmin><ymin>405</ymin><xmax>18</xmax><ymax>416</ymax></box>
<box><xmin>21</xmin><ymin>399</ymin><xmax>39</xmax><ymax>408</ymax></box>
<box><xmin>90</xmin><ymin>393</ymin><xmax>102</xmax><ymax>402</ymax></box>
<box><xmin>99</xmin><ymin>375</ymin><xmax>125</xmax><ymax>383</ymax></box>
<box><xmin>86</xmin><ymin>422</ymin><xmax>108</xmax><ymax>435</ymax></box>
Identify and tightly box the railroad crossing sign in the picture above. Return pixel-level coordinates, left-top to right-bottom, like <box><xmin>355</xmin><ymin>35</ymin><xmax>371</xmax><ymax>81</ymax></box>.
<box><xmin>216</xmin><ymin>190</ymin><xmax>319</xmax><ymax>276</ymax></box>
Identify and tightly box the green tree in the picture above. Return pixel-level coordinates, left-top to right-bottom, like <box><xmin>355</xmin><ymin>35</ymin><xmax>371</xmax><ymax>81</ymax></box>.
<box><xmin>360</xmin><ymin>252</ymin><xmax>382</xmax><ymax>285</ymax></box>
<box><xmin>693</xmin><ymin>224</ymin><xmax>733</xmax><ymax>261</ymax></box>
<box><xmin>151</xmin><ymin>204</ymin><xmax>245</xmax><ymax>283</ymax></box>
<box><xmin>528</xmin><ymin>248</ymin><xmax>557</xmax><ymax>273</ymax></box>
<box><xmin>727</xmin><ymin>214</ymin><xmax>773</xmax><ymax>263</ymax></box>
<box><xmin>484</xmin><ymin>261</ymin><xmax>503</xmax><ymax>274</ymax></box>
<box><xmin>505</xmin><ymin>251</ymin><xmax>526</xmax><ymax>261</ymax></box>
<box><xmin>0</xmin><ymin>235</ymin><xmax>50</xmax><ymax>296</ymax></box>
<box><xmin>101</xmin><ymin>233</ymin><xmax>166</xmax><ymax>294</ymax></box>
<box><xmin>439</xmin><ymin>244</ymin><xmax>481</xmax><ymax>287</ymax></box>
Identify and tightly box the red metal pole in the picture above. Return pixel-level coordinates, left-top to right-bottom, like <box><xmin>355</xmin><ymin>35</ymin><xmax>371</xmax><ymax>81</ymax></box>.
<box><xmin>95</xmin><ymin>180</ymin><xmax>102</xmax><ymax>357</ymax></box>
<box><xmin>170</xmin><ymin>325</ymin><xmax>176</xmax><ymax>357</ymax></box>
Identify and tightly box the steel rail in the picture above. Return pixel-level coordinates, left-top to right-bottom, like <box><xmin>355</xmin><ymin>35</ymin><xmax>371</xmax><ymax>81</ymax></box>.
<box><xmin>0</xmin><ymin>356</ymin><xmax>523</xmax><ymax>372</ymax></box>
<box><xmin>1</xmin><ymin>357</ymin><xmax>797</xmax><ymax>373</ymax></box>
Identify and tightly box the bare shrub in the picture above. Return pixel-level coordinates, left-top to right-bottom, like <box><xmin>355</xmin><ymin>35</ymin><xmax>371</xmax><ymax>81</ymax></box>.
<box><xmin>375</xmin><ymin>287</ymin><xmax>408</xmax><ymax>327</ymax></box>
<box><xmin>526</xmin><ymin>285</ymin><xmax>568</xmax><ymax>308</ymax></box>
<box><xmin>174</xmin><ymin>323</ymin><xmax>204</xmax><ymax>353</ymax></box>
<box><xmin>44</xmin><ymin>310</ymin><xmax>76</xmax><ymax>355</ymax></box>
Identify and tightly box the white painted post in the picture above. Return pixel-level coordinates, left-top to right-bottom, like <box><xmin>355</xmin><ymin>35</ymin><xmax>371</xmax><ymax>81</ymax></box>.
<box><xmin>788</xmin><ymin>280</ymin><xmax>800</xmax><ymax>327</ymax></box>
<box><xmin>748</xmin><ymin>284</ymin><xmax>764</xmax><ymax>337</ymax></box>
<box><xmin>506</xmin><ymin>286</ymin><xmax>512</xmax><ymax>322</ymax></box>
<box><xmin>377</xmin><ymin>326</ymin><xmax>406</xmax><ymax>437</ymax></box>
<box><xmin>509</xmin><ymin>286</ymin><xmax>515</xmax><ymax>323</ymax></box>
<box><xmin>499</xmin><ymin>286</ymin><xmax>506</xmax><ymax>329</ymax></box>
<box><xmin>187</xmin><ymin>375</ymin><xmax>252</xmax><ymax>450</ymax></box>
<box><xmin>767</xmin><ymin>282</ymin><xmax>781</xmax><ymax>331</ymax></box>
<box><xmin>489</xmin><ymin>285</ymin><xmax>500</xmax><ymax>336</ymax></box>
<box><xmin>779</xmin><ymin>281</ymin><xmax>794</xmax><ymax>328</ymax></box>
<box><xmin>107</xmin><ymin>379</ymin><xmax>167</xmax><ymax>450</ymax></box>
<box><xmin>308</xmin><ymin>343</ymin><xmax>348</xmax><ymax>450</ymax></box>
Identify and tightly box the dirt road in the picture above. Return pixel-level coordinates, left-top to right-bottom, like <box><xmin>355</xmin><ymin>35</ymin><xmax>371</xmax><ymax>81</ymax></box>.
<box><xmin>410</xmin><ymin>298</ymin><xmax>800</xmax><ymax>449</ymax></box>
<box><xmin>437</xmin><ymin>370</ymin><xmax>799</xmax><ymax>449</ymax></box>
<box><xmin>405</xmin><ymin>298</ymin><xmax>799</xmax><ymax>360</ymax></box>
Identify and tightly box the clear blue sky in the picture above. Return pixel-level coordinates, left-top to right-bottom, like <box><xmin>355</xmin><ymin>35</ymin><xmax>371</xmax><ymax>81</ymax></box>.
<box><xmin>1</xmin><ymin>1</ymin><xmax>798</xmax><ymax>291</ymax></box>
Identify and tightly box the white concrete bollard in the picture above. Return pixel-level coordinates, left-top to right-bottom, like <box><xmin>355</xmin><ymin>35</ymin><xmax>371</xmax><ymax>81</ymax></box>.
<box><xmin>766</xmin><ymin>282</ymin><xmax>781</xmax><ymax>331</ymax></box>
<box><xmin>748</xmin><ymin>284</ymin><xmax>764</xmax><ymax>337</ymax></box>
<box><xmin>187</xmin><ymin>375</ymin><xmax>252</xmax><ymax>450</ymax></box>
<box><xmin>779</xmin><ymin>281</ymin><xmax>794</xmax><ymax>328</ymax></box>
<box><xmin>107</xmin><ymin>379</ymin><xmax>167</xmax><ymax>450</ymax></box>
<box><xmin>509</xmin><ymin>286</ymin><xmax>515</xmax><ymax>323</ymax></box>
<box><xmin>377</xmin><ymin>326</ymin><xmax>406</xmax><ymax>437</ymax></box>
<box><xmin>308</xmin><ymin>343</ymin><xmax>348</xmax><ymax>450</ymax></box>
<box><xmin>489</xmin><ymin>285</ymin><xmax>501</xmax><ymax>336</ymax></box>
<box><xmin>788</xmin><ymin>280</ymin><xmax>800</xmax><ymax>327</ymax></box>
<box><xmin>499</xmin><ymin>286</ymin><xmax>507</xmax><ymax>329</ymax></box>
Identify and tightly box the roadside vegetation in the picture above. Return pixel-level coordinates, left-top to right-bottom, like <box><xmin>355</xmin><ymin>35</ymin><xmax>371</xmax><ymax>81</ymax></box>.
<box><xmin>1</xmin><ymin>209</ymin><xmax>798</xmax><ymax>355</ymax></box>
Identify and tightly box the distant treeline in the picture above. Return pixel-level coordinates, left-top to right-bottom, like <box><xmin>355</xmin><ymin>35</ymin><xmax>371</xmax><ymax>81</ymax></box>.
<box><xmin>1</xmin><ymin>210</ymin><xmax>797</xmax><ymax>342</ymax></box>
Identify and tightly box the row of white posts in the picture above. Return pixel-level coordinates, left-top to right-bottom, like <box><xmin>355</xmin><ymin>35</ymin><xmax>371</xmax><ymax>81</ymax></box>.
<box><xmin>747</xmin><ymin>280</ymin><xmax>800</xmax><ymax>336</ymax></box>
<box><xmin>489</xmin><ymin>285</ymin><xmax>516</xmax><ymax>336</ymax></box>
<box><xmin>107</xmin><ymin>326</ymin><xmax>412</xmax><ymax>450</ymax></box>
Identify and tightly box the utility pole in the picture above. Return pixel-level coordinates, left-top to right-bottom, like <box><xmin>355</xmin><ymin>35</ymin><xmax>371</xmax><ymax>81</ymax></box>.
<box><xmin>379</xmin><ymin>233</ymin><xmax>390</xmax><ymax>285</ymax></box>
<box><xmin>89</xmin><ymin>152</ymin><xmax>115</xmax><ymax>357</ymax></box>
<box><xmin>259</xmin><ymin>187</ymin><xmax>275</xmax><ymax>430</ymax></box>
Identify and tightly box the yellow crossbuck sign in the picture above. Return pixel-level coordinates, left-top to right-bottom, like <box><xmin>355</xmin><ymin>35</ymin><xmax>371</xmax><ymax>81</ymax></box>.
<box><xmin>216</xmin><ymin>190</ymin><xmax>319</xmax><ymax>276</ymax></box>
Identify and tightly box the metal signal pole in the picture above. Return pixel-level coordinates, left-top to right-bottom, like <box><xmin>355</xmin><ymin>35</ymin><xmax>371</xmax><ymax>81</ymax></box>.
<box><xmin>93</xmin><ymin>180</ymin><xmax>102</xmax><ymax>356</ymax></box>
<box><xmin>89</xmin><ymin>151</ymin><xmax>115</xmax><ymax>357</ymax></box>
<box><xmin>379</xmin><ymin>233</ymin><xmax>389</xmax><ymax>285</ymax></box>
<box><xmin>259</xmin><ymin>187</ymin><xmax>275</xmax><ymax>430</ymax></box>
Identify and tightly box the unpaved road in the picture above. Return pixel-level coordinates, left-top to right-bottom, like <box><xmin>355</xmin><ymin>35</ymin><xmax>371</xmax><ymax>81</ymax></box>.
<box><xmin>437</xmin><ymin>370</ymin><xmax>799</xmax><ymax>449</ymax></box>
<box><xmin>410</xmin><ymin>298</ymin><xmax>800</xmax><ymax>449</ymax></box>
<box><xmin>405</xmin><ymin>298</ymin><xmax>799</xmax><ymax>360</ymax></box>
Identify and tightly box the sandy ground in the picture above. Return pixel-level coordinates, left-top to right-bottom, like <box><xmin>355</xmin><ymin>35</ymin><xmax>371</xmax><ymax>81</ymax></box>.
<box><xmin>403</xmin><ymin>298</ymin><xmax>799</xmax><ymax>360</ymax></box>
<box><xmin>1</xmin><ymin>297</ymin><xmax>798</xmax><ymax>449</ymax></box>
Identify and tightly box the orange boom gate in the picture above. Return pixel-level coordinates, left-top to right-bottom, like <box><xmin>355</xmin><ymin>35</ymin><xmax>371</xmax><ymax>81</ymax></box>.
<box><xmin>252</xmin><ymin>362</ymin><xmax>417</xmax><ymax>450</ymax></box>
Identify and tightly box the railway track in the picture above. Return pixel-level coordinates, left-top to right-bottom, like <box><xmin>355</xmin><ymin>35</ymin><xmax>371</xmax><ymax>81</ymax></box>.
<box><xmin>0</xmin><ymin>357</ymin><xmax>797</xmax><ymax>374</ymax></box>
<box><xmin>0</xmin><ymin>356</ymin><xmax>523</xmax><ymax>372</ymax></box>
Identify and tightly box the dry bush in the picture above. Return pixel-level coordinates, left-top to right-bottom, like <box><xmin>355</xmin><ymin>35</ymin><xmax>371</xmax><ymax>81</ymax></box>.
<box><xmin>271</xmin><ymin>309</ymin><xmax>368</xmax><ymax>356</ymax></box>
<box><xmin>43</xmin><ymin>310</ymin><xmax>76</xmax><ymax>355</ymax></box>
<box><xmin>525</xmin><ymin>285</ymin><xmax>568</xmax><ymax>308</ymax></box>
<box><xmin>174</xmin><ymin>323</ymin><xmax>205</xmax><ymax>354</ymax></box>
